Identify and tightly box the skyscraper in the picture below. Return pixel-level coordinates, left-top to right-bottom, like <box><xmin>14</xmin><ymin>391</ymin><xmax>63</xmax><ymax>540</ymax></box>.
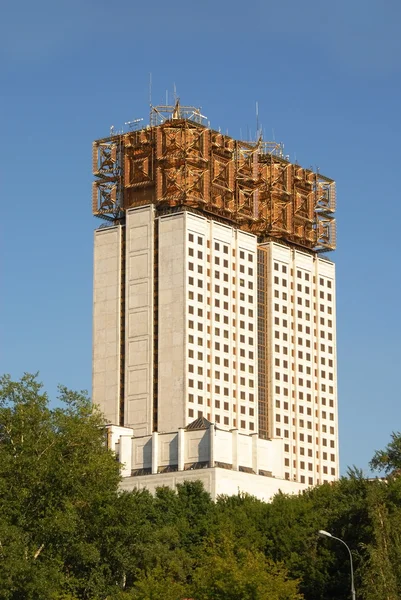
<box><xmin>92</xmin><ymin>102</ymin><xmax>338</xmax><ymax>500</ymax></box>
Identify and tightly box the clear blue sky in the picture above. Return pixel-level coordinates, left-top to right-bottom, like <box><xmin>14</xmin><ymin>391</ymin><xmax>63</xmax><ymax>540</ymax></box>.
<box><xmin>1</xmin><ymin>0</ymin><xmax>400</xmax><ymax>475</ymax></box>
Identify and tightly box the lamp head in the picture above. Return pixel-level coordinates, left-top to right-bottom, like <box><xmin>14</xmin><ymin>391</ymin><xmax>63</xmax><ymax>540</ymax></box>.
<box><xmin>318</xmin><ymin>530</ymin><xmax>332</xmax><ymax>538</ymax></box>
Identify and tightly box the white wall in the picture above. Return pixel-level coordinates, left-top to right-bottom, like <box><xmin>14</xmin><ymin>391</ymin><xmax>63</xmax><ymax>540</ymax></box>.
<box><xmin>93</xmin><ymin>226</ymin><xmax>122</xmax><ymax>424</ymax></box>
<box><xmin>157</xmin><ymin>213</ymin><xmax>186</xmax><ymax>432</ymax></box>
<box><xmin>120</xmin><ymin>467</ymin><xmax>307</xmax><ymax>502</ymax></box>
<box><xmin>258</xmin><ymin>241</ymin><xmax>339</xmax><ymax>485</ymax></box>
<box><xmin>109</xmin><ymin>423</ymin><xmax>286</xmax><ymax>481</ymax></box>
<box><xmin>125</xmin><ymin>206</ymin><xmax>155</xmax><ymax>435</ymax></box>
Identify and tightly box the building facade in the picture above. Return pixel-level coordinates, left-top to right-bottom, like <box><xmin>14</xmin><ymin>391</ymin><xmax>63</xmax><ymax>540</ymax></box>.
<box><xmin>92</xmin><ymin>103</ymin><xmax>338</xmax><ymax>500</ymax></box>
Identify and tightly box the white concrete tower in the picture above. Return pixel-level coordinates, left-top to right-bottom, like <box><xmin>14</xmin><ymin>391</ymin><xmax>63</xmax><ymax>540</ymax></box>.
<box><xmin>92</xmin><ymin>103</ymin><xmax>338</xmax><ymax>499</ymax></box>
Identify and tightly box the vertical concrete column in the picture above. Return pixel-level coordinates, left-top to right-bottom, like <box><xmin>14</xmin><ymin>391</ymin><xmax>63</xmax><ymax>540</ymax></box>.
<box><xmin>125</xmin><ymin>206</ymin><xmax>155</xmax><ymax>436</ymax></box>
<box><xmin>93</xmin><ymin>226</ymin><xmax>121</xmax><ymax>425</ymax></box>
<box><xmin>178</xmin><ymin>427</ymin><xmax>185</xmax><ymax>471</ymax></box>
<box><xmin>119</xmin><ymin>435</ymin><xmax>133</xmax><ymax>478</ymax></box>
<box><xmin>209</xmin><ymin>423</ymin><xmax>215</xmax><ymax>468</ymax></box>
<box><xmin>251</xmin><ymin>433</ymin><xmax>259</xmax><ymax>474</ymax></box>
<box><xmin>152</xmin><ymin>431</ymin><xmax>158</xmax><ymax>475</ymax></box>
<box><xmin>158</xmin><ymin>214</ymin><xmax>186</xmax><ymax>432</ymax></box>
<box><xmin>232</xmin><ymin>429</ymin><xmax>239</xmax><ymax>471</ymax></box>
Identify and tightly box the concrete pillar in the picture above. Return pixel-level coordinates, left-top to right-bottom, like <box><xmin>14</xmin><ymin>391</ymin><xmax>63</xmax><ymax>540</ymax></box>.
<box><xmin>119</xmin><ymin>435</ymin><xmax>133</xmax><ymax>477</ymax></box>
<box><xmin>251</xmin><ymin>433</ymin><xmax>259</xmax><ymax>474</ymax></box>
<box><xmin>232</xmin><ymin>429</ymin><xmax>239</xmax><ymax>471</ymax></box>
<box><xmin>178</xmin><ymin>428</ymin><xmax>185</xmax><ymax>471</ymax></box>
<box><xmin>152</xmin><ymin>431</ymin><xmax>158</xmax><ymax>474</ymax></box>
<box><xmin>209</xmin><ymin>423</ymin><xmax>215</xmax><ymax>467</ymax></box>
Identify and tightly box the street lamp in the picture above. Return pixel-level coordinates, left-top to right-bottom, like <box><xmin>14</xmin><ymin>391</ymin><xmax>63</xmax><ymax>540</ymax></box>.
<box><xmin>318</xmin><ymin>530</ymin><xmax>356</xmax><ymax>600</ymax></box>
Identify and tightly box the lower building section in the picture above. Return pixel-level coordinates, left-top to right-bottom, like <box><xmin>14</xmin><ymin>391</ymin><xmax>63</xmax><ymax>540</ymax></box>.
<box><xmin>93</xmin><ymin>205</ymin><xmax>339</xmax><ymax>490</ymax></box>
<box><xmin>107</xmin><ymin>419</ymin><xmax>308</xmax><ymax>502</ymax></box>
<box><xmin>119</xmin><ymin>468</ymin><xmax>307</xmax><ymax>502</ymax></box>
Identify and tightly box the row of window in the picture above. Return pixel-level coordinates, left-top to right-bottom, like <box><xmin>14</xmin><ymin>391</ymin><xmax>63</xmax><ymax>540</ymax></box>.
<box><xmin>273</xmin><ymin>278</ymin><xmax>333</xmax><ymax>299</ymax></box>
<box><xmin>285</xmin><ymin>457</ymin><xmax>336</xmax><ymax>470</ymax></box>
<box><xmin>275</xmin><ymin>358</ymin><xmax>334</xmax><ymax>368</ymax></box>
<box><xmin>188</xmin><ymin>379</ymin><xmax>255</xmax><ymax>399</ymax></box>
<box><xmin>188</xmin><ymin>347</ymin><xmax>255</xmax><ymax>361</ymax></box>
<box><xmin>286</xmin><ymin>474</ymin><xmax>335</xmax><ymax>484</ymax></box>
<box><xmin>273</xmin><ymin>320</ymin><xmax>335</xmax><ymax>336</ymax></box>
<box><xmin>272</xmin><ymin>290</ymin><xmax>334</xmax><ymax>319</ymax></box>
<box><xmin>187</xmin><ymin>408</ymin><xmax>255</xmax><ymax>431</ymax></box>
<box><xmin>276</xmin><ymin>414</ymin><xmax>335</xmax><ymax>425</ymax></box>
<box><xmin>188</xmin><ymin>380</ymin><xmax>255</xmax><ymax>392</ymax></box>
<box><xmin>276</xmin><ymin>429</ymin><xmax>335</xmax><ymax>440</ymax></box>
<box><xmin>188</xmin><ymin>365</ymin><xmax>255</xmax><ymax>376</ymax></box>
<box><xmin>188</xmin><ymin>394</ymin><xmax>255</xmax><ymax>415</ymax></box>
<box><xmin>189</xmin><ymin>323</ymin><xmax>255</xmax><ymax>335</ymax></box>
<box><xmin>276</xmin><ymin>398</ymin><xmax>335</xmax><ymax>409</ymax></box>
<box><xmin>188</xmin><ymin>233</ymin><xmax>254</xmax><ymax>262</ymax></box>
<box><xmin>273</xmin><ymin>382</ymin><xmax>335</xmax><ymax>395</ymax></box>
<box><xmin>284</xmin><ymin>442</ymin><xmax>336</xmax><ymax>453</ymax></box>
<box><xmin>275</xmin><ymin>372</ymin><xmax>335</xmax><ymax>383</ymax></box>
<box><xmin>189</xmin><ymin>277</ymin><xmax>255</xmax><ymax>303</ymax></box>
<box><xmin>273</xmin><ymin>262</ymin><xmax>333</xmax><ymax>288</ymax></box>
<box><xmin>188</xmin><ymin>352</ymin><xmax>256</xmax><ymax>371</ymax></box>
<box><xmin>188</xmin><ymin>263</ymin><xmax>255</xmax><ymax>282</ymax></box>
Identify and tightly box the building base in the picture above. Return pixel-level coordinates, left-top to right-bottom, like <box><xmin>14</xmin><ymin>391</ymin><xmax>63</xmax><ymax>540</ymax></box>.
<box><xmin>120</xmin><ymin>466</ymin><xmax>307</xmax><ymax>502</ymax></box>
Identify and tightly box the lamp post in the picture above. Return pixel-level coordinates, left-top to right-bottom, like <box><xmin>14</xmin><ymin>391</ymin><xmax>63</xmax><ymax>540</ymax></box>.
<box><xmin>318</xmin><ymin>530</ymin><xmax>356</xmax><ymax>600</ymax></box>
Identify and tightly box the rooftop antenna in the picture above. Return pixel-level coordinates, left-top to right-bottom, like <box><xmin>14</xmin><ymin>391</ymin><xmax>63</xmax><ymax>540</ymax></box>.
<box><xmin>173</xmin><ymin>83</ymin><xmax>177</xmax><ymax>102</ymax></box>
<box><xmin>149</xmin><ymin>72</ymin><xmax>152</xmax><ymax>106</ymax></box>
<box><xmin>172</xmin><ymin>97</ymin><xmax>180</xmax><ymax>119</ymax></box>
<box><xmin>256</xmin><ymin>101</ymin><xmax>261</xmax><ymax>140</ymax></box>
<box><xmin>166</xmin><ymin>89</ymin><xmax>168</xmax><ymax>105</ymax></box>
<box><xmin>125</xmin><ymin>118</ymin><xmax>144</xmax><ymax>131</ymax></box>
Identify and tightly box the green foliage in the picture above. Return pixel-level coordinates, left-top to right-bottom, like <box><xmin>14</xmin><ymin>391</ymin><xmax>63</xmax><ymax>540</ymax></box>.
<box><xmin>192</xmin><ymin>535</ymin><xmax>302</xmax><ymax>600</ymax></box>
<box><xmin>359</xmin><ymin>477</ymin><xmax>401</xmax><ymax>600</ymax></box>
<box><xmin>2</xmin><ymin>373</ymin><xmax>401</xmax><ymax>600</ymax></box>
<box><xmin>370</xmin><ymin>431</ymin><xmax>401</xmax><ymax>475</ymax></box>
<box><xmin>0</xmin><ymin>373</ymin><xmax>121</xmax><ymax>599</ymax></box>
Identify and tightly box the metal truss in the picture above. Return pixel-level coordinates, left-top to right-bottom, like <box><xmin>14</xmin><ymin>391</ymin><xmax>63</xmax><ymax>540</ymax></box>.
<box><xmin>92</xmin><ymin>138</ymin><xmax>124</xmax><ymax>221</ymax></box>
<box><xmin>93</xmin><ymin>105</ymin><xmax>336</xmax><ymax>252</ymax></box>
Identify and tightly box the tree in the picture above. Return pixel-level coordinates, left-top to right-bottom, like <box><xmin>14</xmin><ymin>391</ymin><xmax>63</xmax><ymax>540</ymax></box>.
<box><xmin>370</xmin><ymin>432</ymin><xmax>401</xmax><ymax>475</ymax></box>
<box><xmin>192</xmin><ymin>535</ymin><xmax>302</xmax><ymax>600</ymax></box>
<box><xmin>0</xmin><ymin>373</ymin><xmax>121</xmax><ymax>599</ymax></box>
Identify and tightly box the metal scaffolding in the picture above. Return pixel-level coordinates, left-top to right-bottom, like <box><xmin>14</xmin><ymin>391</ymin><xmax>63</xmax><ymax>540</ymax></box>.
<box><xmin>93</xmin><ymin>102</ymin><xmax>336</xmax><ymax>252</ymax></box>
